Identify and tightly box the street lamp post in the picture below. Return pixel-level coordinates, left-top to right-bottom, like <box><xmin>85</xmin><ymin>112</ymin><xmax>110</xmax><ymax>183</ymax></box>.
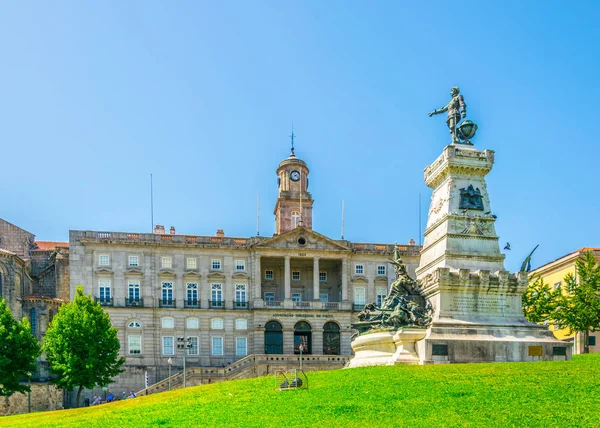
<box><xmin>167</xmin><ymin>357</ymin><xmax>172</xmax><ymax>391</ymax></box>
<box><xmin>27</xmin><ymin>372</ymin><xmax>32</xmax><ymax>413</ymax></box>
<box><xmin>177</xmin><ymin>337</ymin><xmax>193</xmax><ymax>389</ymax></box>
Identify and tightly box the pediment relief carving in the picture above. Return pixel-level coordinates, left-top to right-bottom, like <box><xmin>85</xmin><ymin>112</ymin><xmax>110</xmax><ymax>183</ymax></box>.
<box><xmin>232</xmin><ymin>272</ymin><xmax>250</xmax><ymax>279</ymax></box>
<box><xmin>351</xmin><ymin>275</ymin><xmax>368</xmax><ymax>284</ymax></box>
<box><xmin>158</xmin><ymin>269</ymin><xmax>176</xmax><ymax>277</ymax></box>
<box><xmin>94</xmin><ymin>267</ymin><xmax>113</xmax><ymax>275</ymax></box>
<box><xmin>254</xmin><ymin>227</ymin><xmax>350</xmax><ymax>252</ymax></box>
<box><xmin>207</xmin><ymin>271</ymin><xmax>226</xmax><ymax>279</ymax></box>
<box><xmin>183</xmin><ymin>270</ymin><xmax>201</xmax><ymax>278</ymax></box>
<box><xmin>125</xmin><ymin>268</ymin><xmax>143</xmax><ymax>276</ymax></box>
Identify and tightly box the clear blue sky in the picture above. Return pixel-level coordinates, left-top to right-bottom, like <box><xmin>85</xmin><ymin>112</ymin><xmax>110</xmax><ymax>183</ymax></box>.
<box><xmin>1</xmin><ymin>1</ymin><xmax>599</xmax><ymax>272</ymax></box>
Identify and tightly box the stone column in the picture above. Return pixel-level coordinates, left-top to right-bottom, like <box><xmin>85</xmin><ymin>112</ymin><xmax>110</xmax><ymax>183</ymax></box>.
<box><xmin>254</xmin><ymin>254</ymin><xmax>262</xmax><ymax>301</ymax></box>
<box><xmin>341</xmin><ymin>257</ymin><xmax>348</xmax><ymax>302</ymax></box>
<box><xmin>284</xmin><ymin>256</ymin><xmax>291</xmax><ymax>300</ymax></box>
<box><xmin>313</xmin><ymin>257</ymin><xmax>320</xmax><ymax>301</ymax></box>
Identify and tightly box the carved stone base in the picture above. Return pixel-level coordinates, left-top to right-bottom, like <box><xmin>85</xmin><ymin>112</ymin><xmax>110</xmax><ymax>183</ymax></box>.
<box><xmin>390</xmin><ymin>328</ymin><xmax>428</xmax><ymax>365</ymax></box>
<box><xmin>347</xmin><ymin>332</ymin><xmax>396</xmax><ymax>368</ymax></box>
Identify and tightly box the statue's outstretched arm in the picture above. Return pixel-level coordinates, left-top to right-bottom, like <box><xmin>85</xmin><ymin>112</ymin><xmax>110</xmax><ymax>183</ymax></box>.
<box><xmin>428</xmin><ymin>103</ymin><xmax>449</xmax><ymax>117</ymax></box>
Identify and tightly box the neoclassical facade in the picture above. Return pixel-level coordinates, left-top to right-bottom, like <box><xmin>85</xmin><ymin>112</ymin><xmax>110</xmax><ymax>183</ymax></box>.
<box><xmin>69</xmin><ymin>149</ymin><xmax>420</xmax><ymax>393</ymax></box>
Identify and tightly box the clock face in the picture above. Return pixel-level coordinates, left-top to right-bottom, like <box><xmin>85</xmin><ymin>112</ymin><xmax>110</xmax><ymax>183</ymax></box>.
<box><xmin>290</xmin><ymin>170</ymin><xmax>300</xmax><ymax>181</ymax></box>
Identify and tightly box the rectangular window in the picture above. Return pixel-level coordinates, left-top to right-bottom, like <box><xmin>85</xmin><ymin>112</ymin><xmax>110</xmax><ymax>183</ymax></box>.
<box><xmin>211</xmin><ymin>284</ymin><xmax>223</xmax><ymax>302</ymax></box>
<box><xmin>188</xmin><ymin>337</ymin><xmax>199</xmax><ymax>355</ymax></box>
<box><xmin>377</xmin><ymin>265</ymin><xmax>386</xmax><ymax>276</ymax></box>
<box><xmin>319</xmin><ymin>271</ymin><xmax>327</xmax><ymax>281</ymax></box>
<box><xmin>162</xmin><ymin>282</ymin><xmax>173</xmax><ymax>302</ymax></box>
<box><xmin>236</xmin><ymin>319</ymin><xmax>248</xmax><ymax>330</ymax></box>
<box><xmin>319</xmin><ymin>293</ymin><xmax>329</xmax><ymax>303</ymax></box>
<box><xmin>292</xmin><ymin>271</ymin><xmax>300</xmax><ymax>281</ymax></box>
<box><xmin>291</xmin><ymin>292</ymin><xmax>302</xmax><ymax>303</ymax></box>
<box><xmin>187</xmin><ymin>318</ymin><xmax>199</xmax><ymax>329</ymax></box>
<box><xmin>264</xmin><ymin>292</ymin><xmax>275</xmax><ymax>302</ymax></box>
<box><xmin>211</xmin><ymin>259</ymin><xmax>222</xmax><ymax>270</ymax></box>
<box><xmin>355</xmin><ymin>264</ymin><xmax>364</xmax><ymax>275</ymax></box>
<box><xmin>235</xmin><ymin>284</ymin><xmax>247</xmax><ymax>303</ymax></box>
<box><xmin>553</xmin><ymin>282</ymin><xmax>561</xmax><ymax>291</ymax></box>
<box><xmin>235</xmin><ymin>260</ymin><xmax>246</xmax><ymax>271</ymax></box>
<box><xmin>162</xmin><ymin>336</ymin><xmax>174</xmax><ymax>355</ymax></box>
<box><xmin>128</xmin><ymin>280</ymin><xmax>140</xmax><ymax>301</ymax></box>
<box><xmin>236</xmin><ymin>337</ymin><xmax>247</xmax><ymax>356</ymax></box>
<box><xmin>99</xmin><ymin>279</ymin><xmax>111</xmax><ymax>300</ymax></box>
<box><xmin>376</xmin><ymin>288</ymin><xmax>387</xmax><ymax>307</ymax></box>
<box><xmin>128</xmin><ymin>335</ymin><xmax>142</xmax><ymax>355</ymax></box>
<box><xmin>212</xmin><ymin>336</ymin><xmax>223</xmax><ymax>355</ymax></box>
<box><xmin>161</xmin><ymin>257</ymin><xmax>172</xmax><ymax>268</ymax></box>
<box><xmin>354</xmin><ymin>287</ymin><xmax>366</xmax><ymax>305</ymax></box>
<box><xmin>161</xmin><ymin>317</ymin><xmax>174</xmax><ymax>329</ymax></box>
<box><xmin>187</xmin><ymin>257</ymin><xmax>197</xmax><ymax>270</ymax></box>
<box><xmin>128</xmin><ymin>255</ymin><xmax>139</xmax><ymax>267</ymax></box>
<box><xmin>186</xmin><ymin>283</ymin><xmax>198</xmax><ymax>304</ymax></box>
<box><xmin>265</xmin><ymin>270</ymin><xmax>274</xmax><ymax>280</ymax></box>
<box><xmin>211</xmin><ymin>318</ymin><xmax>224</xmax><ymax>329</ymax></box>
<box><xmin>99</xmin><ymin>254</ymin><xmax>110</xmax><ymax>266</ymax></box>
<box><xmin>589</xmin><ymin>336</ymin><xmax>597</xmax><ymax>346</ymax></box>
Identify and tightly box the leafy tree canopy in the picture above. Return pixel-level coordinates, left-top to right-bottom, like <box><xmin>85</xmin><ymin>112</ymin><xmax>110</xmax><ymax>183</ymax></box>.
<box><xmin>43</xmin><ymin>286</ymin><xmax>125</xmax><ymax>406</ymax></box>
<box><xmin>0</xmin><ymin>298</ymin><xmax>41</xmax><ymax>396</ymax></box>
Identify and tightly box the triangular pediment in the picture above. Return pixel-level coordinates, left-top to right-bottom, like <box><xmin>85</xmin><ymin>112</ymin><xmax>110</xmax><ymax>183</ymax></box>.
<box><xmin>94</xmin><ymin>267</ymin><xmax>114</xmax><ymax>275</ymax></box>
<box><xmin>207</xmin><ymin>271</ymin><xmax>226</xmax><ymax>279</ymax></box>
<box><xmin>125</xmin><ymin>268</ymin><xmax>144</xmax><ymax>276</ymax></box>
<box><xmin>351</xmin><ymin>275</ymin><xmax>368</xmax><ymax>284</ymax></box>
<box><xmin>232</xmin><ymin>272</ymin><xmax>250</xmax><ymax>279</ymax></box>
<box><xmin>253</xmin><ymin>227</ymin><xmax>351</xmax><ymax>252</ymax></box>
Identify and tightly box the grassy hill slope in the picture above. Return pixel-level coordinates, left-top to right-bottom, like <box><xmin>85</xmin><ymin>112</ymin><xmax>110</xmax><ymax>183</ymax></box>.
<box><xmin>2</xmin><ymin>355</ymin><xmax>600</xmax><ymax>427</ymax></box>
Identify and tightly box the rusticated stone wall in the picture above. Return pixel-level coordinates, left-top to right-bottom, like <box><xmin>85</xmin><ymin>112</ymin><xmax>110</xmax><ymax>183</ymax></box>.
<box><xmin>0</xmin><ymin>383</ymin><xmax>63</xmax><ymax>416</ymax></box>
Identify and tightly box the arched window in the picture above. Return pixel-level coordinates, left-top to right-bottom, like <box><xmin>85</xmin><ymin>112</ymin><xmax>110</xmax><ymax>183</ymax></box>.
<box><xmin>128</xmin><ymin>321</ymin><xmax>142</xmax><ymax>328</ymax></box>
<box><xmin>323</xmin><ymin>322</ymin><xmax>340</xmax><ymax>355</ymax></box>
<box><xmin>291</xmin><ymin>211</ymin><xmax>301</xmax><ymax>228</ymax></box>
<box><xmin>265</xmin><ymin>321</ymin><xmax>283</xmax><ymax>354</ymax></box>
<box><xmin>30</xmin><ymin>308</ymin><xmax>37</xmax><ymax>335</ymax></box>
<box><xmin>294</xmin><ymin>321</ymin><xmax>312</xmax><ymax>354</ymax></box>
<box><xmin>161</xmin><ymin>317</ymin><xmax>174</xmax><ymax>329</ymax></box>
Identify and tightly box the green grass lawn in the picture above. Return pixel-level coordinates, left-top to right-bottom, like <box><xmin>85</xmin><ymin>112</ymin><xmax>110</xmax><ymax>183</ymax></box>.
<box><xmin>3</xmin><ymin>354</ymin><xmax>600</xmax><ymax>427</ymax></box>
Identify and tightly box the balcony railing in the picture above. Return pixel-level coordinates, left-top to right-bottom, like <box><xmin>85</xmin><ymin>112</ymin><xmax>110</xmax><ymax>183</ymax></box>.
<box><xmin>184</xmin><ymin>299</ymin><xmax>200</xmax><ymax>309</ymax></box>
<box><xmin>209</xmin><ymin>300</ymin><xmax>225</xmax><ymax>309</ymax></box>
<box><xmin>323</xmin><ymin>302</ymin><xmax>340</xmax><ymax>310</ymax></box>
<box><xmin>294</xmin><ymin>301</ymin><xmax>311</xmax><ymax>308</ymax></box>
<box><xmin>95</xmin><ymin>297</ymin><xmax>113</xmax><ymax>306</ymax></box>
<box><xmin>233</xmin><ymin>301</ymin><xmax>249</xmax><ymax>310</ymax></box>
<box><xmin>159</xmin><ymin>299</ymin><xmax>176</xmax><ymax>308</ymax></box>
<box><xmin>265</xmin><ymin>300</ymin><xmax>282</xmax><ymax>307</ymax></box>
<box><xmin>126</xmin><ymin>298</ymin><xmax>144</xmax><ymax>307</ymax></box>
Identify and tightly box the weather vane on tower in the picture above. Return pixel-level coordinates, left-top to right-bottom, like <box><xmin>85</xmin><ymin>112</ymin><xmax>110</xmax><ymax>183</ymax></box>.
<box><xmin>289</xmin><ymin>125</ymin><xmax>296</xmax><ymax>156</ymax></box>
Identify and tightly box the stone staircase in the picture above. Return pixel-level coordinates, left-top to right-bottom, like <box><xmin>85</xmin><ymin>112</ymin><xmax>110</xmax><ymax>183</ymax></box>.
<box><xmin>138</xmin><ymin>354</ymin><xmax>348</xmax><ymax>396</ymax></box>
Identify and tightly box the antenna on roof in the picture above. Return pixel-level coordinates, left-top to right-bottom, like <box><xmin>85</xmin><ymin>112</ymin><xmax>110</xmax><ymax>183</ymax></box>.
<box><xmin>341</xmin><ymin>200</ymin><xmax>345</xmax><ymax>239</ymax></box>
<box><xmin>257</xmin><ymin>194</ymin><xmax>260</xmax><ymax>236</ymax></box>
<box><xmin>150</xmin><ymin>174</ymin><xmax>154</xmax><ymax>232</ymax></box>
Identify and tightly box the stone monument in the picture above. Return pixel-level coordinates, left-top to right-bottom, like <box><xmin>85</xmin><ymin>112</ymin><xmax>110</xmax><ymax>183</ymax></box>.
<box><xmin>414</xmin><ymin>87</ymin><xmax>570</xmax><ymax>363</ymax></box>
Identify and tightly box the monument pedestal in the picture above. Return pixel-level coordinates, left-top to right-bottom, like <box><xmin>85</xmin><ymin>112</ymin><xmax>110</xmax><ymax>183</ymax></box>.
<box><xmin>390</xmin><ymin>328</ymin><xmax>427</xmax><ymax>365</ymax></box>
<box><xmin>414</xmin><ymin>144</ymin><xmax>570</xmax><ymax>363</ymax></box>
<box><xmin>348</xmin><ymin>332</ymin><xmax>396</xmax><ymax>368</ymax></box>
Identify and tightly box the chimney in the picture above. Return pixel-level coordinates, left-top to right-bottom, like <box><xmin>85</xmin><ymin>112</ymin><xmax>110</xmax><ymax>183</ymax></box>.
<box><xmin>170</xmin><ymin>226</ymin><xmax>176</xmax><ymax>235</ymax></box>
<box><xmin>154</xmin><ymin>225</ymin><xmax>165</xmax><ymax>234</ymax></box>
<box><xmin>216</xmin><ymin>229</ymin><xmax>225</xmax><ymax>238</ymax></box>
<box><xmin>409</xmin><ymin>238</ymin><xmax>416</xmax><ymax>246</ymax></box>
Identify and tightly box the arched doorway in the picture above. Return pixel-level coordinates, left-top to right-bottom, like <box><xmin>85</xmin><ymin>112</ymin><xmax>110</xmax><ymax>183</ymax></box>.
<box><xmin>294</xmin><ymin>321</ymin><xmax>312</xmax><ymax>354</ymax></box>
<box><xmin>265</xmin><ymin>321</ymin><xmax>283</xmax><ymax>354</ymax></box>
<box><xmin>323</xmin><ymin>322</ymin><xmax>340</xmax><ymax>355</ymax></box>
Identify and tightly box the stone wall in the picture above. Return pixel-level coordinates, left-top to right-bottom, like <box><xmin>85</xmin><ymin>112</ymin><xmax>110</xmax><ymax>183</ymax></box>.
<box><xmin>0</xmin><ymin>219</ymin><xmax>35</xmax><ymax>257</ymax></box>
<box><xmin>0</xmin><ymin>383</ymin><xmax>63</xmax><ymax>416</ymax></box>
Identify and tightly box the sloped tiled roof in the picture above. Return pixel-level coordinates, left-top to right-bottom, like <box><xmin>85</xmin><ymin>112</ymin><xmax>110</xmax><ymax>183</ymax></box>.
<box><xmin>32</xmin><ymin>241</ymin><xmax>69</xmax><ymax>251</ymax></box>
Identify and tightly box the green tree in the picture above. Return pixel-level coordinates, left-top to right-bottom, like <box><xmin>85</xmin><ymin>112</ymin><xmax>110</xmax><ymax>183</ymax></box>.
<box><xmin>554</xmin><ymin>252</ymin><xmax>600</xmax><ymax>354</ymax></box>
<box><xmin>522</xmin><ymin>276</ymin><xmax>560</xmax><ymax>324</ymax></box>
<box><xmin>43</xmin><ymin>286</ymin><xmax>125</xmax><ymax>406</ymax></box>
<box><xmin>0</xmin><ymin>298</ymin><xmax>41</xmax><ymax>396</ymax></box>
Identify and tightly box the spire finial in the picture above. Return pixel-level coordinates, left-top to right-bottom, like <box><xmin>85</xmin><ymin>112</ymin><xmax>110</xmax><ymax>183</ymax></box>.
<box><xmin>289</xmin><ymin>124</ymin><xmax>296</xmax><ymax>156</ymax></box>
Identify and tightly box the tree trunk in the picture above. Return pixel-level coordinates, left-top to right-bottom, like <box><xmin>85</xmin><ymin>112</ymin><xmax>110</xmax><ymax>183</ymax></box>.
<box><xmin>76</xmin><ymin>385</ymin><xmax>83</xmax><ymax>408</ymax></box>
<box><xmin>584</xmin><ymin>330</ymin><xmax>590</xmax><ymax>354</ymax></box>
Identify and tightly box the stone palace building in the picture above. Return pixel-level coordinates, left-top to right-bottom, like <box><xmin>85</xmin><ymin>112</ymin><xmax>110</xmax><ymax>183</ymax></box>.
<box><xmin>69</xmin><ymin>148</ymin><xmax>420</xmax><ymax>393</ymax></box>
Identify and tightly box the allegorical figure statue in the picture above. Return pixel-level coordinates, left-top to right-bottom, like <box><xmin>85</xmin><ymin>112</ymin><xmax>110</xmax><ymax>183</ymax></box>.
<box><xmin>428</xmin><ymin>86</ymin><xmax>467</xmax><ymax>144</ymax></box>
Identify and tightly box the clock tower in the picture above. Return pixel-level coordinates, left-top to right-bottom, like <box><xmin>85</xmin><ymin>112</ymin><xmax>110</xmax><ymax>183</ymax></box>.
<box><xmin>274</xmin><ymin>140</ymin><xmax>313</xmax><ymax>235</ymax></box>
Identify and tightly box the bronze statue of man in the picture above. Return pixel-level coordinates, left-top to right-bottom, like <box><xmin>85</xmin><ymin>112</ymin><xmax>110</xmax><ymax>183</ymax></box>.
<box><xmin>428</xmin><ymin>86</ymin><xmax>467</xmax><ymax>144</ymax></box>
